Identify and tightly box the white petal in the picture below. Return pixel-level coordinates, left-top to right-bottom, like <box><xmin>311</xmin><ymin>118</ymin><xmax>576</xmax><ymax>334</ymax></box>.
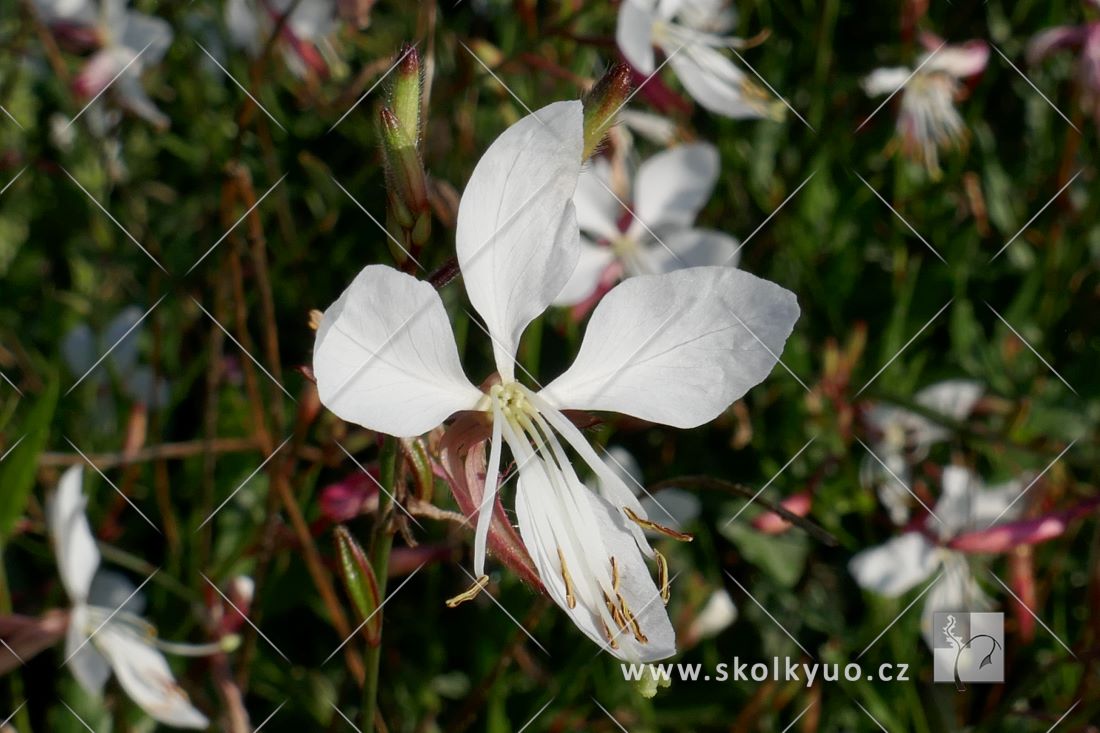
<box><xmin>104</xmin><ymin>306</ymin><xmax>143</xmax><ymax>375</ymax></box>
<box><xmin>643</xmin><ymin>227</ymin><xmax>740</xmax><ymax>273</ymax></box>
<box><xmin>88</xmin><ymin>571</ymin><xmax>145</xmax><ymax>616</ymax></box>
<box><xmin>65</xmin><ymin>605</ymin><xmax>111</xmax><ymax>697</ymax></box>
<box><xmin>574</xmin><ymin>158</ymin><xmax>624</xmax><ymax>241</ymax></box>
<box><xmin>603</xmin><ymin>446</ymin><xmax>644</xmax><ymax>490</ymax></box>
<box><xmin>286</xmin><ymin>0</ymin><xmax>335</xmax><ymax>39</ymax></box>
<box><xmin>971</xmin><ymin>477</ymin><xmax>1027</xmax><ymax>527</ymax></box>
<box><xmin>313</xmin><ymin>265</ymin><xmax>482</xmax><ymax>437</ymax></box>
<box><xmin>514</xmin><ymin>465</ymin><xmax>675</xmax><ymax>662</ymax></box>
<box><xmin>687</xmin><ymin>588</ymin><xmax>737</xmax><ymax>640</ymax></box>
<box><xmin>849</xmin><ymin>533</ymin><xmax>938</xmax><ymax>597</ymax></box>
<box><xmin>225</xmin><ymin>0</ymin><xmax>262</xmax><ymax>55</ymax></box>
<box><xmin>667</xmin><ymin>43</ymin><xmax>767</xmax><ymax>119</ymax></box>
<box><xmin>914</xmin><ymin>379</ymin><xmax>983</xmax><ymax>422</ymax></box>
<box><xmin>630</xmin><ymin>143</ymin><xmax>718</xmax><ymax>234</ymax></box>
<box><xmin>455</xmin><ymin>101</ymin><xmax>584</xmax><ymax>379</ymax></box>
<box><xmin>618</xmin><ymin>109</ymin><xmax>677</xmax><ymax>145</ymax></box>
<box><xmin>473</xmin><ymin>405</ymin><xmax>504</xmax><ymax>577</ymax></box>
<box><xmin>935</xmin><ymin>465</ymin><xmax>980</xmax><ymax>538</ymax></box>
<box><xmin>95</xmin><ymin>624</ymin><xmax>209</xmax><ymax>728</ymax></box>
<box><xmin>919</xmin><ymin>552</ymin><xmax>991</xmax><ymax>649</ymax></box>
<box><xmin>119</xmin><ymin>11</ymin><xmax>173</xmax><ymax>65</ymax></box>
<box><xmin>47</xmin><ymin>466</ymin><xmax>100</xmax><ymax>604</ymax></box>
<box><xmin>862</xmin><ymin>66</ymin><xmax>911</xmax><ymax>97</ymax></box>
<box><xmin>541</xmin><ymin>267</ymin><xmax>799</xmax><ymax>429</ymax></box>
<box><xmin>616</xmin><ymin>0</ymin><xmax>657</xmax><ymax>74</ymax></box>
<box><xmin>923</xmin><ymin>40</ymin><xmax>989</xmax><ymax>79</ymax></box>
<box><xmin>552</xmin><ymin>238</ymin><xmax>617</xmax><ymax>307</ymax></box>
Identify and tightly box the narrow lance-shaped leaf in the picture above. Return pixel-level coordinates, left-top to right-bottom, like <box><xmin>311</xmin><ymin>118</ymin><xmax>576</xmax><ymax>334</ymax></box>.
<box><xmin>0</xmin><ymin>372</ymin><xmax>59</xmax><ymax>542</ymax></box>
<box><xmin>334</xmin><ymin>525</ymin><xmax>382</xmax><ymax>646</ymax></box>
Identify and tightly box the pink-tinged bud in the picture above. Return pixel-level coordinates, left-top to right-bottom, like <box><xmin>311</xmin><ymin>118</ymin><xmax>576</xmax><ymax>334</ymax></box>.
<box><xmin>319</xmin><ymin>471</ymin><xmax>380</xmax><ymax>523</ymax></box>
<box><xmin>380</xmin><ymin>106</ymin><xmax>428</xmax><ymax>212</ymax></box>
<box><xmin>392</xmin><ymin>44</ymin><xmax>421</xmax><ymax>143</ymax></box>
<box><xmin>0</xmin><ymin>610</ymin><xmax>69</xmax><ymax>675</ymax></box>
<box><xmin>582</xmin><ymin>63</ymin><xmax>633</xmax><ymax>160</ymax></box>
<box><xmin>948</xmin><ymin>498</ymin><xmax>1100</xmax><ymax>554</ymax></box>
<box><xmin>334</xmin><ymin>526</ymin><xmax>382</xmax><ymax>646</ymax></box>
<box><xmin>752</xmin><ymin>491</ymin><xmax>813</xmax><ymax>535</ymax></box>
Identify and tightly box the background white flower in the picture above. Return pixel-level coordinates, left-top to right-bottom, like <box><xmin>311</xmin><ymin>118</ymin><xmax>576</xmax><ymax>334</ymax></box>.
<box><xmin>48</xmin><ymin>467</ymin><xmax>210</xmax><ymax>729</ymax></box>
<box><xmin>616</xmin><ymin>0</ymin><xmax>778</xmax><ymax>119</ymax></box>
<box><xmin>849</xmin><ymin>465</ymin><xmax>1025</xmax><ymax>648</ymax></box>
<box><xmin>555</xmin><ymin>142</ymin><xmax>741</xmax><ymax>307</ymax></box>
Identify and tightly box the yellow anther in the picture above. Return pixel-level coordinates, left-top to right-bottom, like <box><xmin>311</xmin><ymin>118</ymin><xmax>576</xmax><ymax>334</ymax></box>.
<box><xmin>557</xmin><ymin>547</ymin><xmax>576</xmax><ymax>609</ymax></box>
<box><xmin>610</xmin><ymin>556</ymin><xmax>620</xmax><ymax>593</ymax></box>
<box><xmin>623</xmin><ymin>507</ymin><xmax>694</xmax><ymax>542</ymax></box>
<box><xmin>600</xmin><ymin>617</ymin><xmax>619</xmax><ymax>649</ymax></box>
<box><xmin>618</xmin><ymin>596</ymin><xmax>648</xmax><ymax>644</ymax></box>
<box><xmin>445</xmin><ymin>575</ymin><xmax>489</xmax><ymax>608</ymax></box>
<box><xmin>655</xmin><ymin>550</ymin><xmax>670</xmax><ymax>605</ymax></box>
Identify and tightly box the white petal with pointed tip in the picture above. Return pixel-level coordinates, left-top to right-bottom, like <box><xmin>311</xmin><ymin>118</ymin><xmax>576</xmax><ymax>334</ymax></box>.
<box><xmin>313</xmin><ymin>265</ymin><xmax>482</xmax><ymax>437</ymax></box>
<box><xmin>644</xmin><ymin>227</ymin><xmax>740</xmax><ymax>273</ymax></box>
<box><xmin>48</xmin><ymin>466</ymin><xmax>101</xmax><ymax>604</ymax></box>
<box><xmin>541</xmin><ymin>267</ymin><xmax>799</xmax><ymax>429</ymax></box>
<box><xmin>849</xmin><ymin>532</ymin><xmax>938</xmax><ymax>598</ymax></box>
<box><xmin>667</xmin><ymin>44</ymin><xmax>765</xmax><ymax>119</ymax></box>
<box><xmin>617</xmin><ymin>0</ymin><xmax>657</xmax><ymax>74</ymax></box>
<box><xmin>455</xmin><ymin>101</ymin><xmax>583</xmax><ymax>379</ymax></box>
<box><xmin>862</xmin><ymin>66</ymin><xmax>911</xmax><ymax>97</ymax></box>
<box><xmin>95</xmin><ymin>624</ymin><xmax>210</xmax><ymax>728</ymax></box>
<box><xmin>923</xmin><ymin>41</ymin><xmax>989</xmax><ymax>79</ymax></box>
<box><xmin>65</xmin><ymin>605</ymin><xmax>112</xmax><ymax>698</ymax></box>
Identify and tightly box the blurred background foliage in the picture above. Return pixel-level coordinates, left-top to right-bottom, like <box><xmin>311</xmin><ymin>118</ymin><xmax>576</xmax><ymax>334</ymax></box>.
<box><xmin>0</xmin><ymin>0</ymin><xmax>1097</xmax><ymax>731</ymax></box>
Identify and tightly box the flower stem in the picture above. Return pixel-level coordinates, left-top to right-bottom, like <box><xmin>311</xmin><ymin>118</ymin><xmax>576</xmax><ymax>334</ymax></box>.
<box><xmin>362</xmin><ymin>436</ymin><xmax>398</xmax><ymax>732</ymax></box>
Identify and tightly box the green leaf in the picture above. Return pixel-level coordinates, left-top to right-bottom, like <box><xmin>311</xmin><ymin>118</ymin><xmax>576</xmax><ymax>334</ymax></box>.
<box><xmin>720</xmin><ymin>519</ymin><xmax>809</xmax><ymax>588</ymax></box>
<box><xmin>334</xmin><ymin>524</ymin><xmax>382</xmax><ymax>645</ymax></box>
<box><xmin>0</xmin><ymin>372</ymin><xmax>58</xmax><ymax>543</ymax></box>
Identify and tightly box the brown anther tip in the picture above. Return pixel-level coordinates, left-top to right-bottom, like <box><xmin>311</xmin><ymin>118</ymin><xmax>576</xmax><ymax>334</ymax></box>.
<box><xmin>623</xmin><ymin>507</ymin><xmax>694</xmax><ymax>542</ymax></box>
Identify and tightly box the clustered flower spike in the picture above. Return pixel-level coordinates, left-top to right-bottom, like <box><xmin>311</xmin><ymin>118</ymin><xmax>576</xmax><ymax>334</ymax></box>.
<box><xmin>616</xmin><ymin>0</ymin><xmax>782</xmax><ymax>119</ymax></box>
<box><xmin>862</xmin><ymin>33</ymin><xmax>989</xmax><ymax>176</ymax></box>
<box><xmin>313</xmin><ymin>100</ymin><xmax>800</xmax><ymax>660</ymax></box>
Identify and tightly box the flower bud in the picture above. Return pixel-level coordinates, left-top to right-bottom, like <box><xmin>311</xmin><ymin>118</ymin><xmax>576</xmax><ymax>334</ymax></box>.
<box><xmin>392</xmin><ymin>44</ymin><xmax>421</xmax><ymax>145</ymax></box>
<box><xmin>334</xmin><ymin>525</ymin><xmax>383</xmax><ymax>645</ymax></box>
<box><xmin>380</xmin><ymin>106</ymin><xmax>429</xmax><ymax>215</ymax></box>
<box><xmin>582</xmin><ymin>63</ymin><xmax>633</xmax><ymax>160</ymax></box>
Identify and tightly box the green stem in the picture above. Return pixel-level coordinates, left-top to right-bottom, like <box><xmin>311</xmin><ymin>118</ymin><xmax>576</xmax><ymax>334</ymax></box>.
<box><xmin>0</xmin><ymin>553</ymin><xmax>33</xmax><ymax>733</ymax></box>
<box><xmin>361</xmin><ymin>436</ymin><xmax>397</xmax><ymax>733</ymax></box>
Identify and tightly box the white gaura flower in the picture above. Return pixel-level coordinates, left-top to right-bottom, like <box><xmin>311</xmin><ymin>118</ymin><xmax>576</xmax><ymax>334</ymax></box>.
<box><xmin>52</xmin><ymin>0</ymin><xmax>174</xmax><ymax>128</ymax></box>
<box><xmin>849</xmin><ymin>465</ymin><xmax>1024</xmax><ymax>649</ymax></box>
<box><xmin>48</xmin><ymin>467</ymin><xmax>211</xmax><ymax>729</ymax></box>
<box><xmin>862</xmin><ymin>33</ymin><xmax>989</xmax><ymax>175</ymax></box>
<box><xmin>555</xmin><ymin>142</ymin><xmax>740</xmax><ymax>308</ymax></box>
<box><xmin>861</xmin><ymin>379</ymin><xmax>982</xmax><ymax>525</ymax></box>
<box><xmin>617</xmin><ymin>0</ymin><xmax>780</xmax><ymax>119</ymax></box>
<box><xmin>312</xmin><ymin>100</ymin><xmax>799</xmax><ymax>661</ymax></box>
